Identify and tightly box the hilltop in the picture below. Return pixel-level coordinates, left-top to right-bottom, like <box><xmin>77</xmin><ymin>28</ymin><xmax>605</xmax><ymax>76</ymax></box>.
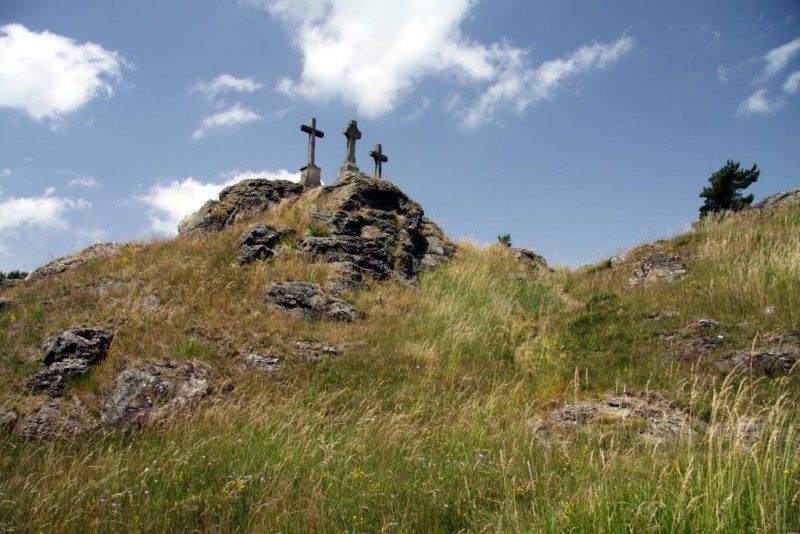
<box><xmin>0</xmin><ymin>172</ymin><xmax>798</xmax><ymax>532</ymax></box>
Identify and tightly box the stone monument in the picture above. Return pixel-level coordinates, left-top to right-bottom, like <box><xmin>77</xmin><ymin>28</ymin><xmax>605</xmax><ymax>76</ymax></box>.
<box><xmin>300</xmin><ymin>117</ymin><xmax>324</xmax><ymax>187</ymax></box>
<box><xmin>369</xmin><ymin>143</ymin><xmax>388</xmax><ymax>178</ymax></box>
<box><xmin>340</xmin><ymin>120</ymin><xmax>361</xmax><ymax>173</ymax></box>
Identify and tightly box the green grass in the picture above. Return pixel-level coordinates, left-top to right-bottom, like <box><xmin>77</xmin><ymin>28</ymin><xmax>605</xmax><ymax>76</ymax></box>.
<box><xmin>0</xmin><ymin>204</ymin><xmax>799</xmax><ymax>532</ymax></box>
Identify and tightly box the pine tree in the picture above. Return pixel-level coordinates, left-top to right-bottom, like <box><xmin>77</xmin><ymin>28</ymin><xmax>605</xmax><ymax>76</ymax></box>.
<box><xmin>699</xmin><ymin>160</ymin><xmax>759</xmax><ymax>217</ymax></box>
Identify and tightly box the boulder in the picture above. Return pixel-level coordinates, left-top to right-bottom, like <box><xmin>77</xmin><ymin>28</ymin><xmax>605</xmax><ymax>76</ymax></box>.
<box><xmin>754</xmin><ymin>187</ymin><xmax>800</xmax><ymax>210</ymax></box>
<box><xmin>0</xmin><ymin>409</ymin><xmax>18</xmax><ymax>433</ymax></box>
<box><xmin>242</xmin><ymin>353</ymin><xmax>284</xmax><ymax>372</ymax></box>
<box><xmin>266</xmin><ymin>282</ymin><xmax>358</xmax><ymax>321</ymax></box>
<box><xmin>16</xmin><ymin>399</ymin><xmax>97</xmax><ymax>440</ymax></box>
<box><xmin>509</xmin><ymin>247</ymin><xmax>549</xmax><ymax>271</ymax></box>
<box><xmin>178</xmin><ymin>179</ymin><xmax>304</xmax><ymax>235</ymax></box>
<box><xmin>27</xmin><ymin>243</ymin><xmax>127</xmax><ymax>281</ymax></box>
<box><xmin>25</xmin><ymin>358</ymin><xmax>90</xmax><ymax>396</ymax></box>
<box><xmin>627</xmin><ymin>253</ymin><xmax>687</xmax><ymax>287</ymax></box>
<box><xmin>101</xmin><ymin>360</ymin><xmax>212</xmax><ymax>427</ymax></box>
<box><xmin>43</xmin><ymin>328</ymin><xmax>114</xmax><ymax>366</ymax></box>
<box><xmin>0</xmin><ymin>298</ymin><xmax>17</xmax><ymax>312</ymax></box>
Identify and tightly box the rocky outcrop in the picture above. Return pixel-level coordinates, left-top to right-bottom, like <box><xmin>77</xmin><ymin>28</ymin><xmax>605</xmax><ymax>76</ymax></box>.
<box><xmin>24</xmin><ymin>328</ymin><xmax>114</xmax><ymax>396</ymax></box>
<box><xmin>266</xmin><ymin>282</ymin><xmax>358</xmax><ymax>321</ymax></box>
<box><xmin>27</xmin><ymin>243</ymin><xmax>127</xmax><ymax>282</ymax></box>
<box><xmin>299</xmin><ymin>172</ymin><xmax>456</xmax><ymax>285</ymax></box>
<box><xmin>43</xmin><ymin>328</ymin><xmax>113</xmax><ymax>366</ymax></box>
<box><xmin>16</xmin><ymin>399</ymin><xmax>97</xmax><ymax>440</ymax></box>
<box><xmin>531</xmin><ymin>393</ymin><xmax>696</xmax><ymax>446</ymax></box>
<box><xmin>509</xmin><ymin>247</ymin><xmax>549</xmax><ymax>271</ymax></box>
<box><xmin>101</xmin><ymin>360</ymin><xmax>212</xmax><ymax>427</ymax></box>
<box><xmin>0</xmin><ymin>298</ymin><xmax>17</xmax><ymax>312</ymax></box>
<box><xmin>178</xmin><ymin>179</ymin><xmax>304</xmax><ymax>235</ymax></box>
<box><xmin>236</xmin><ymin>223</ymin><xmax>295</xmax><ymax>265</ymax></box>
<box><xmin>627</xmin><ymin>253</ymin><xmax>687</xmax><ymax>287</ymax></box>
<box><xmin>754</xmin><ymin>187</ymin><xmax>800</xmax><ymax>210</ymax></box>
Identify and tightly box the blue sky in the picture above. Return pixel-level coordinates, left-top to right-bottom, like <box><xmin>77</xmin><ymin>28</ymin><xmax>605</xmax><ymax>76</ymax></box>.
<box><xmin>1</xmin><ymin>0</ymin><xmax>799</xmax><ymax>272</ymax></box>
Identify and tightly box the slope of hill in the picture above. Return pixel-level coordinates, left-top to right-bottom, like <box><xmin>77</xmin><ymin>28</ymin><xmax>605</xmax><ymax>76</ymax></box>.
<box><xmin>0</xmin><ymin>173</ymin><xmax>798</xmax><ymax>532</ymax></box>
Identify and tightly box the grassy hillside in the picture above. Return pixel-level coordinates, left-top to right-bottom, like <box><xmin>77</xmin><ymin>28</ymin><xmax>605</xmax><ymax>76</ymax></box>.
<box><xmin>0</xmin><ymin>202</ymin><xmax>798</xmax><ymax>532</ymax></box>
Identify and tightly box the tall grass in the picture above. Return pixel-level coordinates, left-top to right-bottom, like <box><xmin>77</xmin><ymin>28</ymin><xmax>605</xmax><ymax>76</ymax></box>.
<box><xmin>0</xmin><ymin>204</ymin><xmax>799</xmax><ymax>531</ymax></box>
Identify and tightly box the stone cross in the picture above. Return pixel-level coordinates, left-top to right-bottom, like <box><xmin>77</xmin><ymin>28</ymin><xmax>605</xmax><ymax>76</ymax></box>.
<box><xmin>340</xmin><ymin>119</ymin><xmax>361</xmax><ymax>173</ymax></box>
<box><xmin>369</xmin><ymin>143</ymin><xmax>388</xmax><ymax>178</ymax></box>
<box><xmin>300</xmin><ymin>117</ymin><xmax>324</xmax><ymax>187</ymax></box>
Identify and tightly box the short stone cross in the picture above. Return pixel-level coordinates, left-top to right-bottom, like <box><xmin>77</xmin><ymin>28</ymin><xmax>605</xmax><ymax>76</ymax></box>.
<box><xmin>369</xmin><ymin>144</ymin><xmax>388</xmax><ymax>178</ymax></box>
<box><xmin>300</xmin><ymin>117</ymin><xmax>324</xmax><ymax>187</ymax></box>
<box><xmin>340</xmin><ymin>120</ymin><xmax>361</xmax><ymax>173</ymax></box>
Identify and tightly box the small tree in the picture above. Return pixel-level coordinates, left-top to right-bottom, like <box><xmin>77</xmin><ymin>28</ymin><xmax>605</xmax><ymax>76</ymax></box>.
<box><xmin>497</xmin><ymin>234</ymin><xmax>512</xmax><ymax>247</ymax></box>
<box><xmin>699</xmin><ymin>160</ymin><xmax>759</xmax><ymax>217</ymax></box>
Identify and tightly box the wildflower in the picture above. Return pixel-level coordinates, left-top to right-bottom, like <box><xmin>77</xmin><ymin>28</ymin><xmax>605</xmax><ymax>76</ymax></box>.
<box><xmin>444</xmin><ymin>504</ymin><xmax>450</xmax><ymax>509</ymax></box>
<box><xmin>111</xmin><ymin>502</ymin><xmax>118</xmax><ymax>508</ymax></box>
<box><xmin>143</xmin><ymin>467</ymin><xmax>150</xmax><ymax>474</ymax></box>
<box><xmin>785</xmin><ymin>469</ymin><xmax>792</xmax><ymax>475</ymax></box>
<box><xmin>144</xmin><ymin>490</ymin><xmax>150</xmax><ymax>495</ymax></box>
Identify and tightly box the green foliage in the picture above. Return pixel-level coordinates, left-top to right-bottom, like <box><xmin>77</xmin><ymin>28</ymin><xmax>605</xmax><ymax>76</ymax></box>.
<box><xmin>0</xmin><ymin>270</ymin><xmax>28</xmax><ymax>282</ymax></box>
<box><xmin>308</xmin><ymin>225</ymin><xmax>331</xmax><ymax>237</ymax></box>
<box><xmin>497</xmin><ymin>234</ymin><xmax>512</xmax><ymax>247</ymax></box>
<box><xmin>699</xmin><ymin>159</ymin><xmax>759</xmax><ymax>217</ymax></box>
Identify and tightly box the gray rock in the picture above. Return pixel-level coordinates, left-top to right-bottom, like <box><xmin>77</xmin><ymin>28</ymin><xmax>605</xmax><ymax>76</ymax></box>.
<box><xmin>0</xmin><ymin>278</ymin><xmax>22</xmax><ymax>292</ymax></box>
<box><xmin>242</xmin><ymin>354</ymin><xmax>284</xmax><ymax>372</ymax></box>
<box><xmin>25</xmin><ymin>358</ymin><xmax>90</xmax><ymax>396</ymax></box>
<box><xmin>628</xmin><ymin>253</ymin><xmax>687</xmax><ymax>287</ymax></box>
<box><xmin>509</xmin><ymin>247</ymin><xmax>549</xmax><ymax>272</ymax></box>
<box><xmin>557</xmin><ymin>403</ymin><xmax>599</xmax><ymax>425</ymax></box>
<box><xmin>27</xmin><ymin>243</ymin><xmax>127</xmax><ymax>282</ymax></box>
<box><xmin>178</xmin><ymin>179</ymin><xmax>304</xmax><ymax>235</ymax></box>
<box><xmin>754</xmin><ymin>187</ymin><xmax>800</xmax><ymax>210</ymax></box>
<box><xmin>0</xmin><ymin>409</ymin><xmax>18</xmax><ymax>433</ymax></box>
<box><xmin>236</xmin><ymin>244</ymin><xmax>274</xmax><ymax>266</ymax></box>
<box><xmin>43</xmin><ymin>328</ymin><xmax>113</xmax><ymax>366</ymax></box>
<box><xmin>722</xmin><ymin>348</ymin><xmax>798</xmax><ymax>376</ymax></box>
<box><xmin>236</xmin><ymin>223</ymin><xmax>295</xmax><ymax>265</ymax></box>
<box><xmin>142</xmin><ymin>294</ymin><xmax>161</xmax><ymax>313</ymax></box>
<box><xmin>101</xmin><ymin>360</ymin><xmax>212</xmax><ymax>427</ymax></box>
<box><xmin>293</xmin><ymin>340</ymin><xmax>345</xmax><ymax>362</ymax></box>
<box><xmin>266</xmin><ymin>282</ymin><xmax>358</xmax><ymax>321</ymax></box>
<box><xmin>16</xmin><ymin>399</ymin><xmax>97</xmax><ymax>440</ymax></box>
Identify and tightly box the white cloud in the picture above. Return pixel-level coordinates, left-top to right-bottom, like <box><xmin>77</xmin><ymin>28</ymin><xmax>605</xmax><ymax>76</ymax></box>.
<box><xmin>763</xmin><ymin>38</ymin><xmax>800</xmax><ymax>79</ymax></box>
<box><xmin>0</xmin><ymin>192</ymin><xmax>91</xmax><ymax>231</ymax></box>
<box><xmin>0</xmin><ymin>23</ymin><xmax>129</xmax><ymax>122</ymax></box>
<box><xmin>784</xmin><ymin>71</ymin><xmax>800</xmax><ymax>94</ymax></box>
<box><xmin>0</xmin><ymin>168</ymin><xmax>10</xmax><ymax>177</ymax></box>
<box><xmin>459</xmin><ymin>36</ymin><xmax>634</xmax><ymax>129</ymax></box>
<box><xmin>737</xmin><ymin>88</ymin><xmax>784</xmax><ymax>116</ymax></box>
<box><xmin>263</xmin><ymin>0</ymin><xmax>632</xmax><ymax>127</ymax></box>
<box><xmin>69</xmin><ymin>176</ymin><xmax>100</xmax><ymax>187</ymax></box>
<box><xmin>138</xmin><ymin>169</ymin><xmax>300</xmax><ymax>234</ymax></box>
<box><xmin>191</xmin><ymin>74</ymin><xmax>263</xmax><ymax>99</ymax></box>
<box><xmin>192</xmin><ymin>103</ymin><xmax>261</xmax><ymax>139</ymax></box>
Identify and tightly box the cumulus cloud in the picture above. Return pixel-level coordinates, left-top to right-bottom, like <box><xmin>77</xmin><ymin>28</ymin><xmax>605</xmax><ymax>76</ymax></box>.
<box><xmin>0</xmin><ymin>190</ymin><xmax>91</xmax><ymax>231</ymax></box>
<box><xmin>0</xmin><ymin>23</ymin><xmax>129</xmax><ymax>122</ymax></box>
<box><xmin>69</xmin><ymin>176</ymin><xmax>100</xmax><ymax>187</ymax></box>
<box><xmin>763</xmin><ymin>38</ymin><xmax>800</xmax><ymax>79</ymax></box>
<box><xmin>784</xmin><ymin>71</ymin><xmax>800</xmax><ymax>94</ymax></box>
<box><xmin>192</xmin><ymin>103</ymin><xmax>261</xmax><ymax>139</ymax></box>
<box><xmin>261</xmin><ymin>0</ymin><xmax>632</xmax><ymax>127</ymax></box>
<box><xmin>0</xmin><ymin>168</ymin><xmax>10</xmax><ymax>177</ymax></box>
<box><xmin>138</xmin><ymin>169</ymin><xmax>300</xmax><ymax>234</ymax></box>
<box><xmin>191</xmin><ymin>73</ymin><xmax>263</xmax><ymax>99</ymax></box>
<box><xmin>737</xmin><ymin>88</ymin><xmax>784</xmax><ymax>116</ymax></box>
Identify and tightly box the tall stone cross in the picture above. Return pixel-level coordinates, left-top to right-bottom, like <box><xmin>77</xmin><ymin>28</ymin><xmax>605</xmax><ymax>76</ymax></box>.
<box><xmin>340</xmin><ymin>119</ymin><xmax>361</xmax><ymax>173</ymax></box>
<box><xmin>369</xmin><ymin>144</ymin><xmax>388</xmax><ymax>178</ymax></box>
<box><xmin>300</xmin><ymin>117</ymin><xmax>324</xmax><ymax>187</ymax></box>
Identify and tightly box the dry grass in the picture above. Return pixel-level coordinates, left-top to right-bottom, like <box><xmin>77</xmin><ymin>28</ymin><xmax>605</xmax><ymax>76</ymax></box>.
<box><xmin>0</xmin><ymin>204</ymin><xmax>799</xmax><ymax>532</ymax></box>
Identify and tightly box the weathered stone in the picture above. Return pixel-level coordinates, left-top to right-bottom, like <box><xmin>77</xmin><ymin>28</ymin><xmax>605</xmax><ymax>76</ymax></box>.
<box><xmin>16</xmin><ymin>399</ymin><xmax>97</xmax><ymax>440</ymax></box>
<box><xmin>557</xmin><ymin>403</ymin><xmax>598</xmax><ymax>425</ymax></box>
<box><xmin>0</xmin><ymin>278</ymin><xmax>22</xmax><ymax>291</ymax></box>
<box><xmin>721</xmin><ymin>348</ymin><xmax>798</xmax><ymax>376</ymax></box>
<box><xmin>293</xmin><ymin>340</ymin><xmax>345</xmax><ymax>362</ymax></box>
<box><xmin>299</xmin><ymin>236</ymin><xmax>392</xmax><ymax>280</ymax></box>
<box><xmin>300</xmin><ymin>117</ymin><xmax>324</xmax><ymax>187</ymax></box>
<box><xmin>266</xmin><ymin>282</ymin><xmax>358</xmax><ymax>321</ymax></box>
<box><xmin>27</xmin><ymin>243</ymin><xmax>127</xmax><ymax>281</ymax></box>
<box><xmin>242</xmin><ymin>354</ymin><xmax>284</xmax><ymax>372</ymax></box>
<box><xmin>754</xmin><ymin>187</ymin><xmax>800</xmax><ymax>210</ymax></box>
<box><xmin>236</xmin><ymin>245</ymin><xmax>274</xmax><ymax>266</ymax></box>
<box><xmin>43</xmin><ymin>328</ymin><xmax>113</xmax><ymax>366</ymax></box>
<box><xmin>0</xmin><ymin>409</ymin><xmax>18</xmax><ymax>433</ymax></box>
<box><xmin>101</xmin><ymin>360</ymin><xmax>212</xmax><ymax>427</ymax></box>
<box><xmin>340</xmin><ymin>120</ymin><xmax>362</xmax><ymax>173</ymax></box>
<box><xmin>178</xmin><ymin>179</ymin><xmax>304</xmax><ymax>235</ymax></box>
<box><xmin>25</xmin><ymin>358</ymin><xmax>90</xmax><ymax>396</ymax></box>
<box><xmin>510</xmin><ymin>247</ymin><xmax>549</xmax><ymax>271</ymax></box>
<box><xmin>628</xmin><ymin>253</ymin><xmax>687</xmax><ymax>287</ymax></box>
<box><xmin>142</xmin><ymin>294</ymin><xmax>161</xmax><ymax>313</ymax></box>
<box><xmin>369</xmin><ymin>143</ymin><xmax>388</xmax><ymax>178</ymax></box>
